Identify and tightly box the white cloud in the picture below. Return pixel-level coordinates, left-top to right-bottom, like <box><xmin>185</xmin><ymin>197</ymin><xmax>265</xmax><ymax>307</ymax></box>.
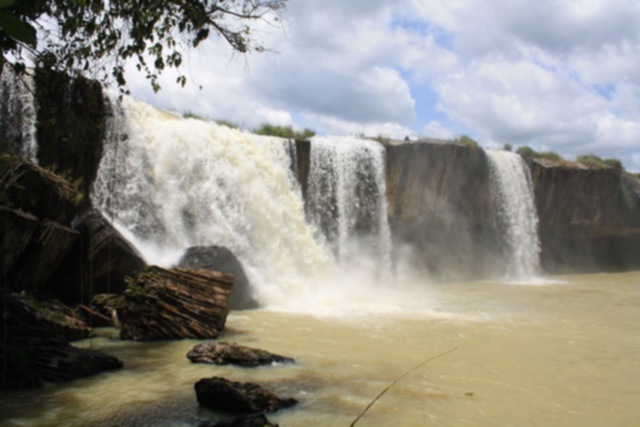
<box><xmin>124</xmin><ymin>0</ymin><xmax>640</xmax><ymax>170</ymax></box>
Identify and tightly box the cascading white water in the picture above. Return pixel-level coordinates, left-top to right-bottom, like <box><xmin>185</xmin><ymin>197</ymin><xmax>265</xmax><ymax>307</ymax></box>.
<box><xmin>0</xmin><ymin>69</ymin><xmax>37</xmax><ymax>161</ymax></box>
<box><xmin>487</xmin><ymin>150</ymin><xmax>541</xmax><ymax>279</ymax></box>
<box><xmin>93</xmin><ymin>96</ymin><xmax>332</xmax><ymax>305</ymax></box>
<box><xmin>306</xmin><ymin>136</ymin><xmax>391</xmax><ymax>266</ymax></box>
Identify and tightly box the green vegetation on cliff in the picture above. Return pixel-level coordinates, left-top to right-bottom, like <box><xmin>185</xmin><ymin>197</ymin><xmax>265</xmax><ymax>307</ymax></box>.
<box><xmin>253</xmin><ymin>123</ymin><xmax>315</xmax><ymax>140</ymax></box>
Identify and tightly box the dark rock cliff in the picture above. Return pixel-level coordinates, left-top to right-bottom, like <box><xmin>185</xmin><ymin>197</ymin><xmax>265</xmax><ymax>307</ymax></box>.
<box><xmin>530</xmin><ymin>159</ymin><xmax>640</xmax><ymax>273</ymax></box>
<box><xmin>383</xmin><ymin>141</ymin><xmax>503</xmax><ymax>280</ymax></box>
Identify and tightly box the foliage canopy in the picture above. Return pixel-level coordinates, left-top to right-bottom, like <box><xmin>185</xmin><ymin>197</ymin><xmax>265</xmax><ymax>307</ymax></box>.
<box><xmin>0</xmin><ymin>0</ymin><xmax>285</xmax><ymax>92</ymax></box>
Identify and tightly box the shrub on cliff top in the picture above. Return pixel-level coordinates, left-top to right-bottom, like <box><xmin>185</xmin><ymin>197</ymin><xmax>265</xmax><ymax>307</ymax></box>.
<box><xmin>577</xmin><ymin>154</ymin><xmax>624</xmax><ymax>170</ymax></box>
<box><xmin>516</xmin><ymin>146</ymin><xmax>534</xmax><ymax>159</ymax></box>
<box><xmin>456</xmin><ymin>135</ymin><xmax>479</xmax><ymax>150</ymax></box>
<box><xmin>253</xmin><ymin>124</ymin><xmax>315</xmax><ymax>140</ymax></box>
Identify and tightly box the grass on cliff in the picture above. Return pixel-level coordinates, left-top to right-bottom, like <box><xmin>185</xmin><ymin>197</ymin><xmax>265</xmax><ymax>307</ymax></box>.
<box><xmin>577</xmin><ymin>154</ymin><xmax>623</xmax><ymax>170</ymax></box>
<box><xmin>517</xmin><ymin>146</ymin><xmax>626</xmax><ymax>171</ymax></box>
<box><xmin>252</xmin><ymin>123</ymin><xmax>316</xmax><ymax>140</ymax></box>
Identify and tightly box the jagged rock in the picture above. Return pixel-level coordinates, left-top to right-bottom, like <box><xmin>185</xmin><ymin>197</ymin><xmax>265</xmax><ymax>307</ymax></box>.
<box><xmin>0</xmin><ymin>292</ymin><xmax>123</xmax><ymax>390</ymax></box>
<box><xmin>187</xmin><ymin>341</ymin><xmax>294</xmax><ymax>367</ymax></box>
<box><xmin>77</xmin><ymin>293</ymin><xmax>126</xmax><ymax>328</ymax></box>
<box><xmin>8</xmin><ymin>219</ymin><xmax>79</xmax><ymax>291</ymax></box>
<box><xmin>199</xmin><ymin>414</ymin><xmax>278</xmax><ymax>427</ymax></box>
<box><xmin>0</xmin><ymin>206</ymin><xmax>39</xmax><ymax>277</ymax></box>
<box><xmin>120</xmin><ymin>266</ymin><xmax>233</xmax><ymax>340</ymax></box>
<box><xmin>12</xmin><ymin>292</ymin><xmax>92</xmax><ymax>341</ymax></box>
<box><xmin>49</xmin><ymin>209</ymin><xmax>147</xmax><ymax>305</ymax></box>
<box><xmin>1</xmin><ymin>159</ymin><xmax>79</xmax><ymax>225</ymax></box>
<box><xmin>178</xmin><ymin>245</ymin><xmax>257</xmax><ymax>310</ymax></box>
<box><xmin>194</xmin><ymin>377</ymin><xmax>297</xmax><ymax>414</ymax></box>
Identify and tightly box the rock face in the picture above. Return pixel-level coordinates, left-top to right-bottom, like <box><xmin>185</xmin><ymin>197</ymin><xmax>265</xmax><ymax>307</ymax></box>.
<box><xmin>1</xmin><ymin>159</ymin><xmax>79</xmax><ymax>225</ymax></box>
<box><xmin>34</xmin><ymin>68</ymin><xmax>107</xmax><ymax>211</ymax></box>
<box><xmin>187</xmin><ymin>341</ymin><xmax>295</xmax><ymax>367</ymax></box>
<box><xmin>194</xmin><ymin>377</ymin><xmax>297</xmax><ymax>414</ymax></box>
<box><xmin>384</xmin><ymin>141</ymin><xmax>502</xmax><ymax>280</ymax></box>
<box><xmin>530</xmin><ymin>159</ymin><xmax>640</xmax><ymax>273</ymax></box>
<box><xmin>0</xmin><ymin>292</ymin><xmax>123</xmax><ymax>390</ymax></box>
<box><xmin>178</xmin><ymin>246</ymin><xmax>256</xmax><ymax>310</ymax></box>
<box><xmin>49</xmin><ymin>209</ymin><xmax>147</xmax><ymax>305</ymax></box>
<box><xmin>8</xmin><ymin>219</ymin><xmax>79</xmax><ymax>291</ymax></box>
<box><xmin>120</xmin><ymin>266</ymin><xmax>234</xmax><ymax>340</ymax></box>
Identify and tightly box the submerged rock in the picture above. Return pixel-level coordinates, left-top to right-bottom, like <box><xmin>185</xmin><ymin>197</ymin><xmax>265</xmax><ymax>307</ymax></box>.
<box><xmin>194</xmin><ymin>377</ymin><xmax>297</xmax><ymax>414</ymax></box>
<box><xmin>178</xmin><ymin>245</ymin><xmax>257</xmax><ymax>310</ymax></box>
<box><xmin>199</xmin><ymin>413</ymin><xmax>279</xmax><ymax>427</ymax></box>
<box><xmin>187</xmin><ymin>341</ymin><xmax>294</xmax><ymax>367</ymax></box>
<box><xmin>120</xmin><ymin>266</ymin><xmax>233</xmax><ymax>340</ymax></box>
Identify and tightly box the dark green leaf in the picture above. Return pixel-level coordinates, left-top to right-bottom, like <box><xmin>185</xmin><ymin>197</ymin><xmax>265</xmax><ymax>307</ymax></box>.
<box><xmin>0</xmin><ymin>11</ymin><xmax>36</xmax><ymax>46</ymax></box>
<box><xmin>0</xmin><ymin>0</ymin><xmax>14</xmax><ymax>10</ymax></box>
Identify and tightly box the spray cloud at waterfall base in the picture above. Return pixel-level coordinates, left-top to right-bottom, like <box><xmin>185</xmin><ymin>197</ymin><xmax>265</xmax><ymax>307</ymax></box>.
<box><xmin>93</xmin><ymin>96</ymin><xmax>433</xmax><ymax>314</ymax></box>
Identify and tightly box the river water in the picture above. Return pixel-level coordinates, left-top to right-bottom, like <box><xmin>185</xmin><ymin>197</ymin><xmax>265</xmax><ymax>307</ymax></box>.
<box><xmin>1</xmin><ymin>271</ymin><xmax>638</xmax><ymax>426</ymax></box>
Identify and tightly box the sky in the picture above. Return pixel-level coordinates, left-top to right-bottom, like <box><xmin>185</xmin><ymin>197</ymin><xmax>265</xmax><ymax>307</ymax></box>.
<box><xmin>126</xmin><ymin>0</ymin><xmax>640</xmax><ymax>172</ymax></box>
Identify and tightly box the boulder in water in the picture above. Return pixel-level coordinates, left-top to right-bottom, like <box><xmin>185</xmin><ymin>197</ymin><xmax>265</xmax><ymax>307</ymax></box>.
<box><xmin>120</xmin><ymin>266</ymin><xmax>233</xmax><ymax>340</ymax></box>
<box><xmin>199</xmin><ymin>414</ymin><xmax>279</xmax><ymax>427</ymax></box>
<box><xmin>187</xmin><ymin>341</ymin><xmax>294</xmax><ymax>367</ymax></box>
<box><xmin>194</xmin><ymin>376</ymin><xmax>297</xmax><ymax>414</ymax></box>
<box><xmin>0</xmin><ymin>292</ymin><xmax>122</xmax><ymax>390</ymax></box>
<box><xmin>178</xmin><ymin>245</ymin><xmax>257</xmax><ymax>310</ymax></box>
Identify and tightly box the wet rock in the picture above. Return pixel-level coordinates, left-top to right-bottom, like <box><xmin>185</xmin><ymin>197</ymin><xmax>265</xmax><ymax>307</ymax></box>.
<box><xmin>187</xmin><ymin>341</ymin><xmax>294</xmax><ymax>367</ymax></box>
<box><xmin>0</xmin><ymin>159</ymin><xmax>79</xmax><ymax>225</ymax></box>
<box><xmin>8</xmin><ymin>219</ymin><xmax>79</xmax><ymax>291</ymax></box>
<box><xmin>13</xmin><ymin>292</ymin><xmax>92</xmax><ymax>341</ymax></box>
<box><xmin>49</xmin><ymin>209</ymin><xmax>147</xmax><ymax>305</ymax></box>
<box><xmin>34</xmin><ymin>68</ymin><xmax>107</xmax><ymax>210</ymax></box>
<box><xmin>120</xmin><ymin>266</ymin><xmax>233</xmax><ymax>340</ymax></box>
<box><xmin>178</xmin><ymin>245</ymin><xmax>257</xmax><ymax>310</ymax></box>
<box><xmin>0</xmin><ymin>206</ymin><xmax>38</xmax><ymax>277</ymax></box>
<box><xmin>199</xmin><ymin>413</ymin><xmax>279</xmax><ymax>427</ymax></box>
<box><xmin>0</xmin><ymin>292</ymin><xmax>123</xmax><ymax>390</ymax></box>
<box><xmin>194</xmin><ymin>377</ymin><xmax>297</xmax><ymax>414</ymax></box>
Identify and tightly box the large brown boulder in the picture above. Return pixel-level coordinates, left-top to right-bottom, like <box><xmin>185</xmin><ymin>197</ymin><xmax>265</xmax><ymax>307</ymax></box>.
<box><xmin>178</xmin><ymin>246</ymin><xmax>257</xmax><ymax>310</ymax></box>
<box><xmin>120</xmin><ymin>266</ymin><xmax>233</xmax><ymax>340</ymax></box>
<box><xmin>194</xmin><ymin>377</ymin><xmax>297</xmax><ymax>414</ymax></box>
<box><xmin>187</xmin><ymin>341</ymin><xmax>294</xmax><ymax>367</ymax></box>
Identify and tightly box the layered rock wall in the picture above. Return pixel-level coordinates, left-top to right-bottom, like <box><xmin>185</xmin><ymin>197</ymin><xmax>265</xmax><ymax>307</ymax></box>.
<box><xmin>530</xmin><ymin>160</ymin><xmax>640</xmax><ymax>272</ymax></box>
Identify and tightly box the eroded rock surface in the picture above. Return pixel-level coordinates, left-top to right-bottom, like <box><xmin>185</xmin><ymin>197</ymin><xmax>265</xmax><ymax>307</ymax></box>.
<box><xmin>120</xmin><ymin>266</ymin><xmax>233</xmax><ymax>340</ymax></box>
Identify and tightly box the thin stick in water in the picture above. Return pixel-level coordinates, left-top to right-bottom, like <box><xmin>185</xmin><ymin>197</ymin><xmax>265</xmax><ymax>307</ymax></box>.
<box><xmin>350</xmin><ymin>347</ymin><xmax>458</xmax><ymax>427</ymax></box>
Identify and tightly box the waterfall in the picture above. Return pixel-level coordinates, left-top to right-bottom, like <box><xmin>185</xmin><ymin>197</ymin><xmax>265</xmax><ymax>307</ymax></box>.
<box><xmin>92</xmin><ymin>96</ymin><xmax>332</xmax><ymax>305</ymax></box>
<box><xmin>487</xmin><ymin>150</ymin><xmax>541</xmax><ymax>279</ymax></box>
<box><xmin>0</xmin><ymin>69</ymin><xmax>37</xmax><ymax>161</ymax></box>
<box><xmin>306</xmin><ymin>136</ymin><xmax>391</xmax><ymax>267</ymax></box>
